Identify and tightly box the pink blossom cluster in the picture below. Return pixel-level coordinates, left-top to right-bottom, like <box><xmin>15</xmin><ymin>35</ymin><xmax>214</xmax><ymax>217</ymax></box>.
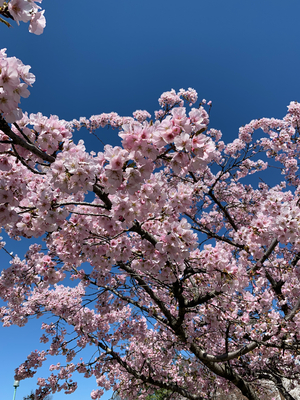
<box><xmin>178</xmin><ymin>87</ymin><xmax>198</xmax><ymax>106</ymax></box>
<box><xmin>157</xmin><ymin>88</ymin><xmax>198</xmax><ymax>109</ymax></box>
<box><xmin>50</xmin><ymin>139</ymin><xmax>104</xmax><ymax>194</ymax></box>
<box><xmin>158</xmin><ymin>89</ymin><xmax>184</xmax><ymax>108</ymax></box>
<box><xmin>69</xmin><ymin>104</ymin><xmax>216</xmax><ymax>197</ymax></box>
<box><xmin>0</xmin><ymin>48</ymin><xmax>35</xmax><ymax>122</ymax></box>
<box><xmin>156</xmin><ymin>218</ymin><xmax>198</xmax><ymax>262</ymax></box>
<box><xmin>132</xmin><ymin>109</ymin><xmax>151</xmax><ymax>122</ymax></box>
<box><xmin>1</xmin><ymin>0</ymin><xmax>46</xmax><ymax>34</ymax></box>
<box><xmin>20</xmin><ymin>112</ymin><xmax>73</xmax><ymax>153</ymax></box>
<box><xmin>70</xmin><ymin>112</ymin><xmax>134</xmax><ymax>132</ymax></box>
<box><xmin>15</xmin><ymin>350</ymin><xmax>47</xmax><ymax>379</ymax></box>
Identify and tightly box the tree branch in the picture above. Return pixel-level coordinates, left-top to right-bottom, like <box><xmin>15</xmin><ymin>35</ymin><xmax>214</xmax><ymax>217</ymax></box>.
<box><xmin>129</xmin><ymin>220</ymin><xmax>158</xmax><ymax>247</ymax></box>
<box><xmin>97</xmin><ymin>341</ymin><xmax>205</xmax><ymax>400</ymax></box>
<box><xmin>0</xmin><ymin>115</ymin><xmax>56</xmax><ymax>163</ymax></box>
<box><xmin>250</xmin><ymin>238</ymin><xmax>278</xmax><ymax>275</ymax></box>
<box><xmin>208</xmin><ymin>189</ymin><xmax>238</xmax><ymax>231</ymax></box>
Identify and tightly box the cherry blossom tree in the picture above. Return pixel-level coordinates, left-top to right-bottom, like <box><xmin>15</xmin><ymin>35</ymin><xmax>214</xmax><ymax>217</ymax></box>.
<box><xmin>1</xmin><ymin>2</ymin><xmax>300</xmax><ymax>400</ymax></box>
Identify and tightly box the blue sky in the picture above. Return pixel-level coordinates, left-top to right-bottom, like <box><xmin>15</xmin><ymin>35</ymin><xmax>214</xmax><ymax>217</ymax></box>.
<box><xmin>2</xmin><ymin>0</ymin><xmax>300</xmax><ymax>399</ymax></box>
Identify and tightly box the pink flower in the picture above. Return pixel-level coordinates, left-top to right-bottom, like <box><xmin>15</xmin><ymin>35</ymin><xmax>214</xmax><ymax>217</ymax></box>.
<box><xmin>8</xmin><ymin>0</ymin><xmax>32</xmax><ymax>24</ymax></box>
<box><xmin>29</xmin><ymin>10</ymin><xmax>46</xmax><ymax>35</ymax></box>
<box><xmin>91</xmin><ymin>390</ymin><xmax>103</xmax><ymax>399</ymax></box>
<box><xmin>0</xmin><ymin>157</ymin><xmax>12</xmax><ymax>171</ymax></box>
<box><xmin>133</xmin><ymin>109</ymin><xmax>151</xmax><ymax>122</ymax></box>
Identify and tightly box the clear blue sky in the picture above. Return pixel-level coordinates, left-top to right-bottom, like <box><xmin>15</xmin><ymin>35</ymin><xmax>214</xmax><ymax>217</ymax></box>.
<box><xmin>1</xmin><ymin>0</ymin><xmax>300</xmax><ymax>399</ymax></box>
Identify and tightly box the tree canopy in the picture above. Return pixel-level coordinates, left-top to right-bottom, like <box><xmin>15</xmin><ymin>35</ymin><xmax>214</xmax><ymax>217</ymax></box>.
<box><xmin>1</xmin><ymin>2</ymin><xmax>300</xmax><ymax>400</ymax></box>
